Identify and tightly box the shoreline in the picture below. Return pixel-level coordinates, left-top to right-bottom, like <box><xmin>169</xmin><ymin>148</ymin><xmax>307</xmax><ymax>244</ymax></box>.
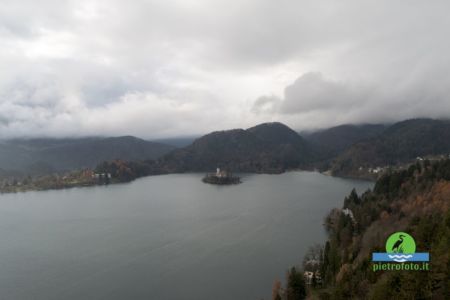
<box><xmin>0</xmin><ymin>169</ymin><xmax>375</xmax><ymax>195</ymax></box>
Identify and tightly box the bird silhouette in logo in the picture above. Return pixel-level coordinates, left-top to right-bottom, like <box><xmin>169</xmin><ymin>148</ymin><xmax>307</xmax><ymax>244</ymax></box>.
<box><xmin>391</xmin><ymin>234</ymin><xmax>405</xmax><ymax>253</ymax></box>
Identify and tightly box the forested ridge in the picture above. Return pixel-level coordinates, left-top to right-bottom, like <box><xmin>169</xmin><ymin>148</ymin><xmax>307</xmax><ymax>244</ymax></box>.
<box><xmin>94</xmin><ymin>119</ymin><xmax>450</xmax><ymax>183</ymax></box>
<box><xmin>0</xmin><ymin>136</ymin><xmax>174</xmax><ymax>176</ymax></box>
<box><xmin>94</xmin><ymin>122</ymin><xmax>312</xmax><ymax>180</ymax></box>
<box><xmin>330</xmin><ymin>119</ymin><xmax>450</xmax><ymax>178</ymax></box>
<box><xmin>272</xmin><ymin>159</ymin><xmax>450</xmax><ymax>299</ymax></box>
<box><xmin>6</xmin><ymin>118</ymin><xmax>450</xmax><ymax>193</ymax></box>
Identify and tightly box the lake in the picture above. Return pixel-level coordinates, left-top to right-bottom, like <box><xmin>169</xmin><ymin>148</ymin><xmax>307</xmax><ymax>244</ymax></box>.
<box><xmin>0</xmin><ymin>172</ymin><xmax>372</xmax><ymax>300</ymax></box>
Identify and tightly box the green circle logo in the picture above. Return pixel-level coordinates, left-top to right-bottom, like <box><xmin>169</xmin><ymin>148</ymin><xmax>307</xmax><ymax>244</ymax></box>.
<box><xmin>386</xmin><ymin>232</ymin><xmax>416</xmax><ymax>254</ymax></box>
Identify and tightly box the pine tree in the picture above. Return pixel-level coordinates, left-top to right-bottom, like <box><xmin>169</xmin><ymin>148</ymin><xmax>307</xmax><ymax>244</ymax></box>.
<box><xmin>286</xmin><ymin>267</ymin><xmax>306</xmax><ymax>300</ymax></box>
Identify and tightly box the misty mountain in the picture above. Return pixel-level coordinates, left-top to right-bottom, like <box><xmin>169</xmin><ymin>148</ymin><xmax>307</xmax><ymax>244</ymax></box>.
<box><xmin>304</xmin><ymin>124</ymin><xmax>387</xmax><ymax>160</ymax></box>
<box><xmin>331</xmin><ymin>118</ymin><xmax>450</xmax><ymax>176</ymax></box>
<box><xmin>0</xmin><ymin>136</ymin><xmax>175</xmax><ymax>175</ymax></box>
<box><xmin>151</xmin><ymin>136</ymin><xmax>198</xmax><ymax>148</ymax></box>
<box><xmin>4</xmin><ymin>118</ymin><xmax>450</xmax><ymax>180</ymax></box>
<box><xmin>158</xmin><ymin>122</ymin><xmax>311</xmax><ymax>173</ymax></box>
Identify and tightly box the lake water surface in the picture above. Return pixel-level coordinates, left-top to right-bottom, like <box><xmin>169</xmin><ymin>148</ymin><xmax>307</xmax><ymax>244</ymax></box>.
<box><xmin>0</xmin><ymin>172</ymin><xmax>372</xmax><ymax>300</ymax></box>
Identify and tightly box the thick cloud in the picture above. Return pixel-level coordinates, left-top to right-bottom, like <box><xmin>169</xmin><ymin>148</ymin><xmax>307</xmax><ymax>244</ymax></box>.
<box><xmin>253</xmin><ymin>70</ymin><xmax>450</xmax><ymax>129</ymax></box>
<box><xmin>1</xmin><ymin>0</ymin><xmax>450</xmax><ymax>138</ymax></box>
<box><xmin>281</xmin><ymin>73</ymin><xmax>360</xmax><ymax>114</ymax></box>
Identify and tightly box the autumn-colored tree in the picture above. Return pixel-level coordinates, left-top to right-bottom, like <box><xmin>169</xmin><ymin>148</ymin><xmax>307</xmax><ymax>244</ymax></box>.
<box><xmin>271</xmin><ymin>279</ymin><xmax>282</xmax><ymax>300</ymax></box>
<box><xmin>297</xmin><ymin>159</ymin><xmax>450</xmax><ymax>299</ymax></box>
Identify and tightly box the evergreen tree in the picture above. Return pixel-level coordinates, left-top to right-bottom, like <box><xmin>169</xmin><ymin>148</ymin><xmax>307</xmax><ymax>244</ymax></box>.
<box><xmin>286</xmin><ymin>267</ymin><xmax>306</xmax><ymax>300</ymax></box>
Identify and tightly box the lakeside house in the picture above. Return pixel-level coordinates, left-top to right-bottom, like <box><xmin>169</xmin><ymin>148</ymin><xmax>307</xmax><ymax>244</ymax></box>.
<box><xmin>304</xmin><ymin>271</ymin><xmax>322</xmax><ymax>285</ymax></box>
<box><xmin>342</xmin><ymin>208</ymin><xmax>355</xmax><ymax>222</ymax></box>
<box><xmin>92</xmin><ymin>173</ymin><xmax>112</xmax><ymax>179</ymax></box>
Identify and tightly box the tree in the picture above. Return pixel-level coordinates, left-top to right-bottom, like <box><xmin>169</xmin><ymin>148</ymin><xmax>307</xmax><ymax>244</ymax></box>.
<box><xmin>271</xmin><ymin>279</ymin><xmax>282</xmax><ymax>300</ymax></box>
<box><xmin>286</xmin><ymin>267</ymin><xmax>306</xmax><ymax>300</ymax></box>
<box><xmin>321</xmin><ymin>241</ymin><xmax>330</xmax><ymax>285</ymax></box>
<box><xmin>344</xmin><ymin>189</ymin><xmax>360</xmax><ymax>208</ymax></box>
<box><xmin>277</xmin><ymin>159</ymin><xmax>450</xmax><ymax>299</ymax></box>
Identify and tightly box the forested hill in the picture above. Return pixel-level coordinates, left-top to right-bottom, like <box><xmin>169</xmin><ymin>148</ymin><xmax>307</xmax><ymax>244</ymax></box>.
<box><xmin>303</xmin><ymin>124</ymin><xmax>386</xmax><ymax>160</ymax></box>
<box><xmin>3</xmin><ymin>118</ymin><xmax>450</xmax><ymax>181</ymax></box>
<box><xmin>0</xmin><ymin>136</ymin><xmax>174</xmax><ymax>176</ymax></box>
<box><xmin>160</xmin><ymin>118</ymin><xmax>450</xmax><ymax>177</ymax></box>
<box><xmin>158</xmin><ymin>122</ymin><xmax>312</xmax><ymax>173</ymax></box>
<box><xmin>330</xmin><ymin>119</ymin><xmax>450</xmax><ymax>177</ymax></box>
<box><xmin>272</xmin><ymin>159</ymin><xmax>450</xmax><ymax>299</ymax></box>
<box><xmin>94</xmin><ymin>122</ymin><xmax>313</xmax><ymax>181</ymax></box>
<box><xmin>94</xmin><ymin>119</ymin><xmax>450</xmax><ymax>183</ymax></box>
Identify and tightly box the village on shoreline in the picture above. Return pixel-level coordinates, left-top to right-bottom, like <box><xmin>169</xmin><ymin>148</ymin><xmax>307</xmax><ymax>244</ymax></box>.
<box><xmin>2</xmin><ymin>153</ymin><xmax>449</xmax><ymax>194</ymax></box>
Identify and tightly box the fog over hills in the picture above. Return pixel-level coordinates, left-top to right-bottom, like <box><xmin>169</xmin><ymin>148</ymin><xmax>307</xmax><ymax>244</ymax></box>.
<box><xmin>151</xmin><ymin>137</ymin><xmax>198</xmax><ymax>148</ymax></box>
<box><xmin>303</xmin><ymin>124</ymin><xmax>387</xmax><ymax>160</ymax></box>
<box><xmin>331</xmin><ymin>118</ymin><xmax>450</xmax><ymax>176</ymax></box>
<box><xmin>0</xmin><ymin>137</ymin><xmax>174</xmax><ymax>176</ymax></box>
<box><xmin>157</xmin><ymin>118</ymin><xmax>450</xmax><ymax>175</ymax></box>
<box><xmin>1</xmin><ymin>2</ymin><xmax>450</xmax><ymax>299</ymax></box>
<box><xmin>2</xmin><ymin>118</ymin><xmax>450</xmax><ymax>179</ymax></box>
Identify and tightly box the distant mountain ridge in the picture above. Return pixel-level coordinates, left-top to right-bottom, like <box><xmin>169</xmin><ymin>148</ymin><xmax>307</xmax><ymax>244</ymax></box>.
<box><xmin>93</xmin><ymin>118</ymin><xmax>450</xmax><ymax>182</ymax></box>
<box><xmin>0</xmin><ymin>136</ymin><xmax>175</xmax><ymax>176</ymax></box>
<box><xmin>330</xmin><ymin>118</ymin><xmax>450</xmax><ymax>177</ymax></box>
<box><xmin>2</xmin><ymin>118</ymin><xmax>450</xmax><ymax>181</ymax></box>
<box><xmin>304</xmin><ymin>123</ymin><xmax>387</xmax><ymax>160</ymax></box>
<box><xmin>152</xmin><ymin>137</ymin><xmax>197</xmax><ymax>148</ymax></box>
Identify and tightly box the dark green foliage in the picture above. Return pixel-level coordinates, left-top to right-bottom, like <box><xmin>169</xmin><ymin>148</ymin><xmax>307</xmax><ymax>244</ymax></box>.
<box><xmin>331</xmin><ymin>118</ymin><xmax>450</xmax><ymax>177</ymax></box>
<box><xmin>0</xmin><ymin>136</ymin><xmax>174</xmax><ymax>175</ymax></box>
<box><xmin>304</xmin><ymin>124</ymin><xmax>386</xmax><ymax>161</ymax></box>
<box><xmin>95</xmin><ymin>159</ymin><xmax>162</xmax><ymax>182</ymax></box>
<box><xmin>343</xmin><ymin>188</ymin><xmax>360</xmax><ymax>207</ymax></box>
<box><xmin>374</xmin><ymin>169</ymin><xmax>409</xmax><ymax>198</ymax></box>
<box><xmin>321</xmin><ymin>241</ymin><xmax>331</xmax><ymax>285</ymax></box>
<box><xmin>286</xmin><ymin>267</ymin><xmax>306</xmax><ymax>300</ymax></box>
<box><xmin>160</xmin><ymin>122</ymin><xmax>312</xmax><ymax>173</ymax></box>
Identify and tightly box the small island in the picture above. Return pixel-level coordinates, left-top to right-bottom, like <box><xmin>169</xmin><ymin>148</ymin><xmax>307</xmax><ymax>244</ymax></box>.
<box><xmin>202</xmin><ymin>168</ymin><xmax>241</xmax><ymax>185</ymax></box>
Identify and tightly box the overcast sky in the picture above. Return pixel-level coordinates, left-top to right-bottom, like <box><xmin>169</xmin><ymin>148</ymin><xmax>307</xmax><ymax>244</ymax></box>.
<box><xmin>1</xmin><ymin>0</ymin><xmax>449</xmax><ymax>138</ymax></box>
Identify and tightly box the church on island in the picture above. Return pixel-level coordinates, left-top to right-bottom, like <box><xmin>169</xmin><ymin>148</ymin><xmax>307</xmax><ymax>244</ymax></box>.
<box><xmin>202</xmin><ymin>168</ymin><xmax>241</xmax><ymax>185</ymax></box>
